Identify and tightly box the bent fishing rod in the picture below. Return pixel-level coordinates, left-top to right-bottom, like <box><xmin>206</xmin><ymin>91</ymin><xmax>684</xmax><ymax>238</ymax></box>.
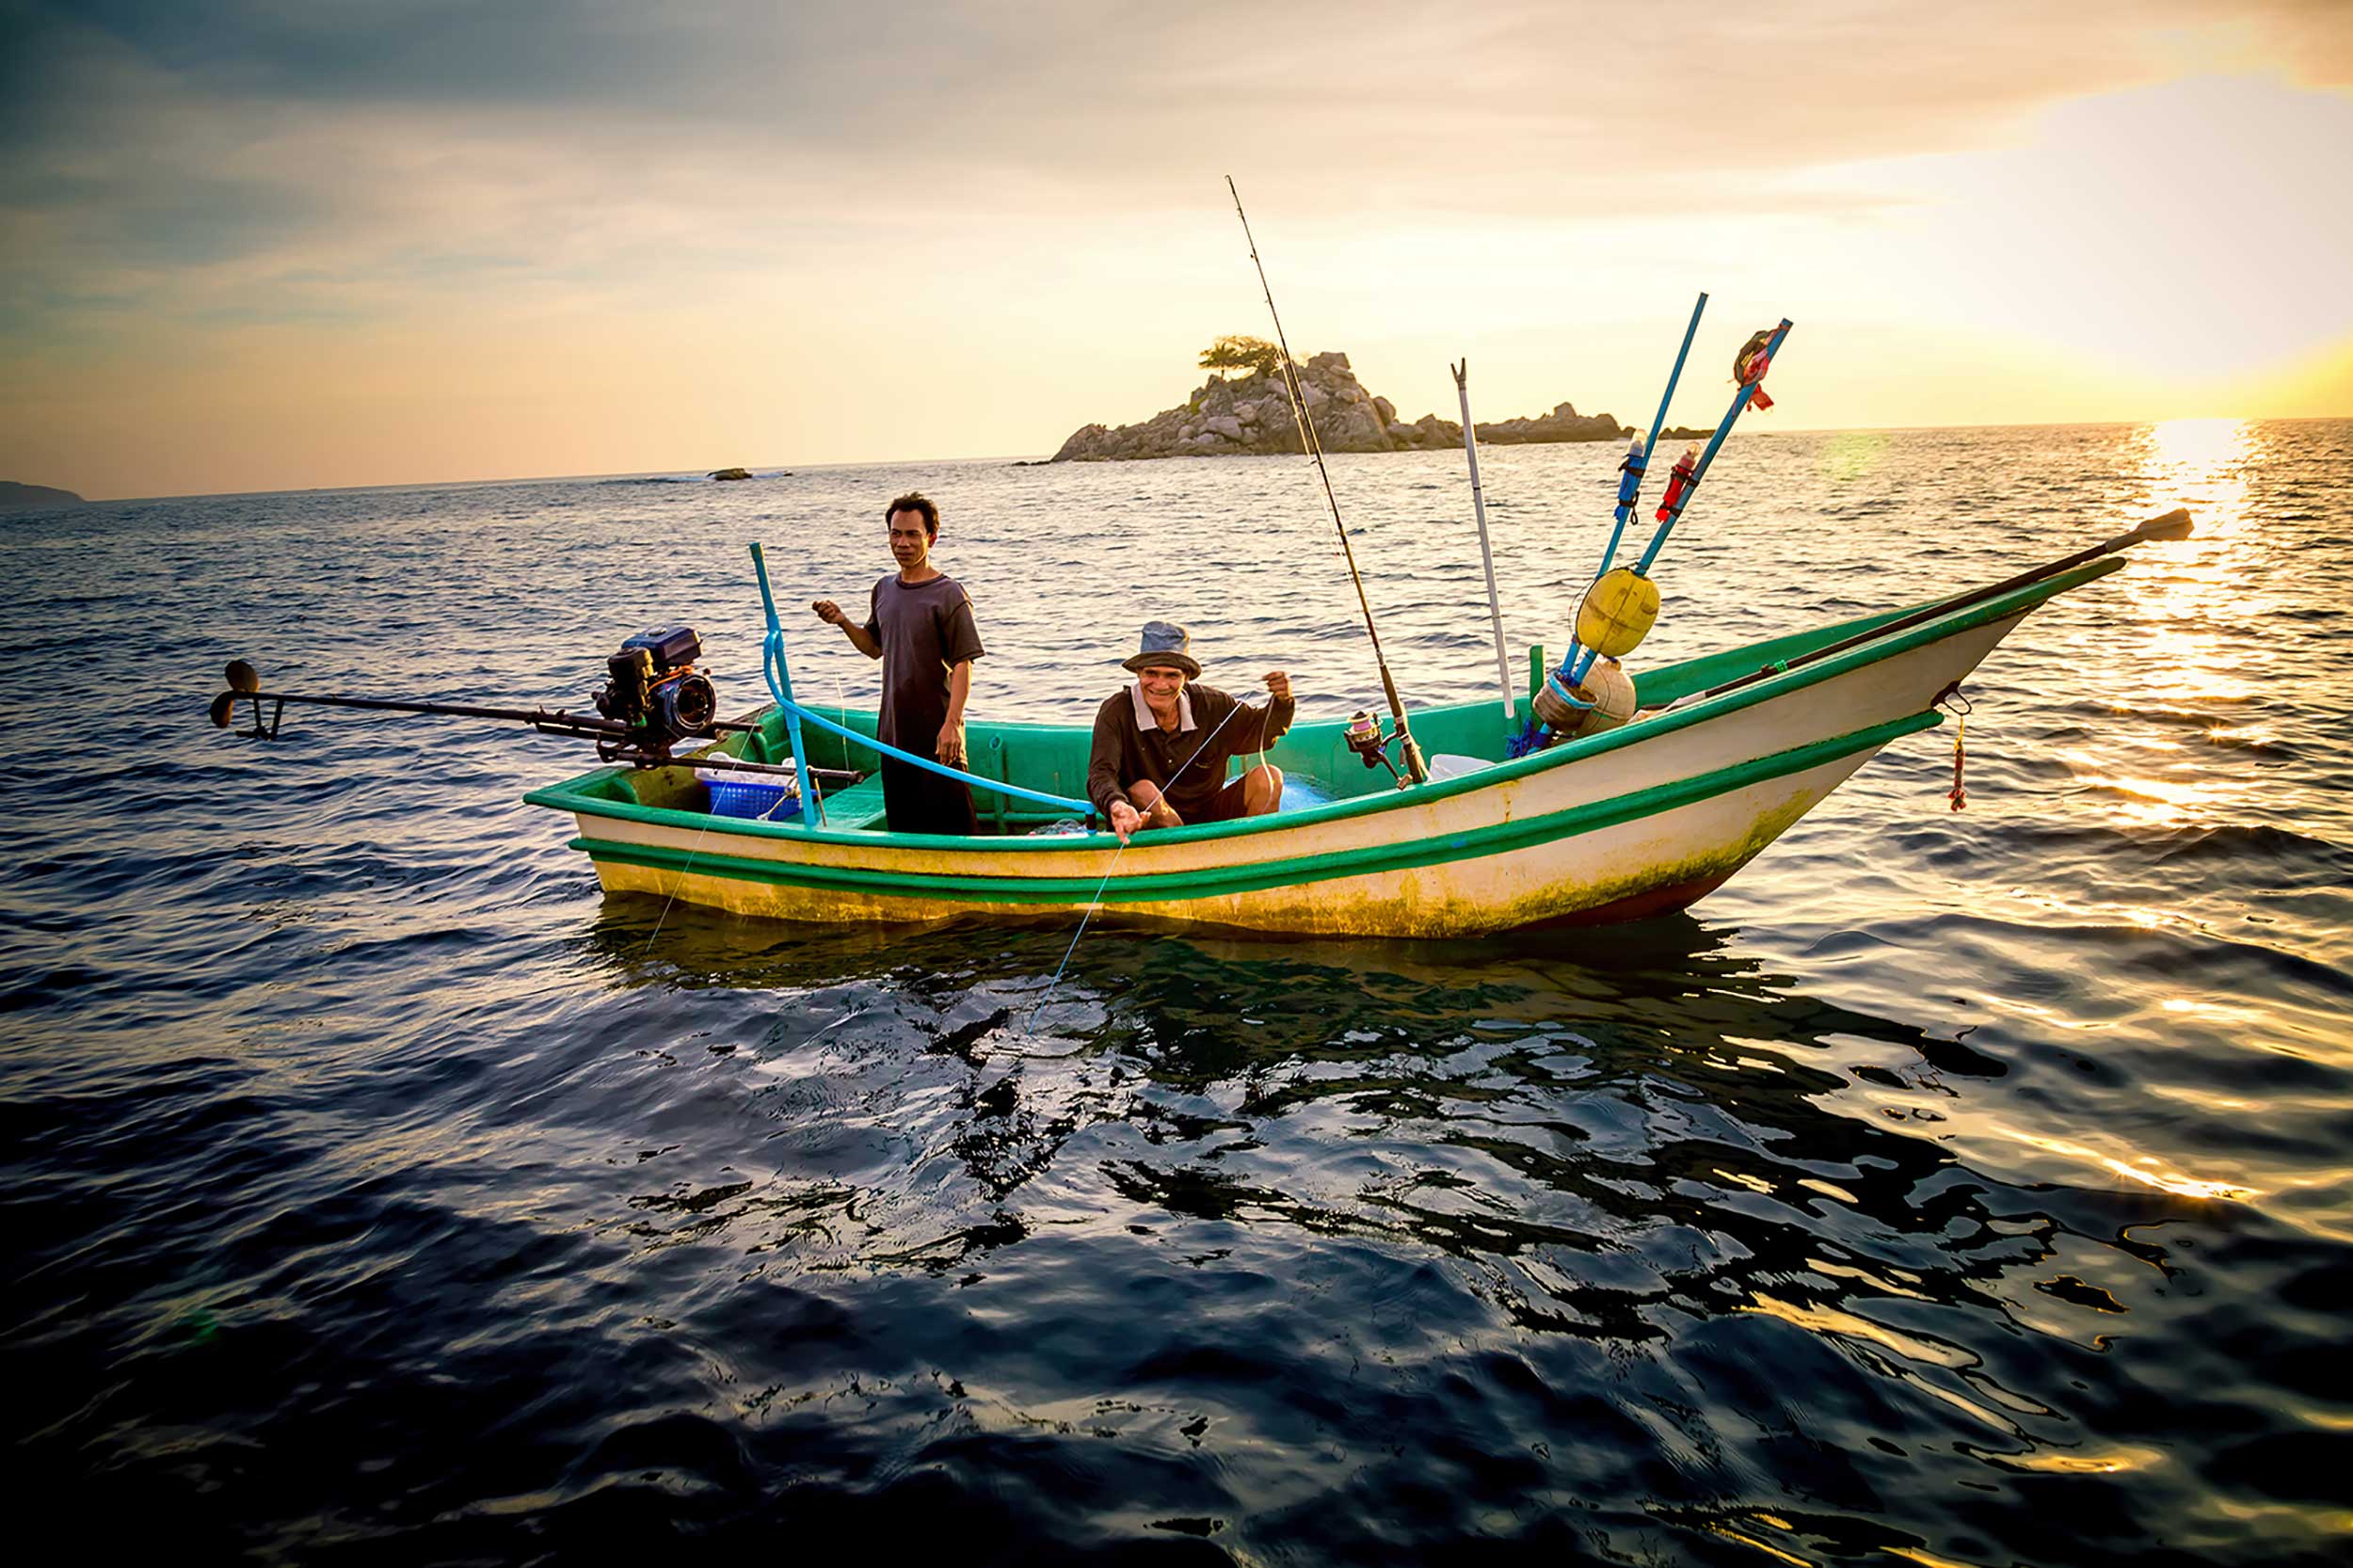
<box><xmin>1227</xmin><ymin>175</ymin><xmax>1428</xmax><ymax>785</ymax></box>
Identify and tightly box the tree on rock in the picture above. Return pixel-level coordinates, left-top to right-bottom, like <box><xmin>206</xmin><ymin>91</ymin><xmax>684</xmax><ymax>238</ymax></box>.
<box><xmin>1199</xmin><ymin>335</ymin><xmax>1283</xmax><ymax>380</ymax></box>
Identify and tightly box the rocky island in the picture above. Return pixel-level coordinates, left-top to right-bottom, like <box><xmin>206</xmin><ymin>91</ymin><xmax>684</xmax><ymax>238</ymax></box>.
<box><xmin>1</xmin><ymin>480</ymin><xmax>86</xmax><ymax>511</ymax></box>
<box><xmin>1050</xmin><ymin>341</ymin><xmax>1709</xmax><ymax>463</ymax></box>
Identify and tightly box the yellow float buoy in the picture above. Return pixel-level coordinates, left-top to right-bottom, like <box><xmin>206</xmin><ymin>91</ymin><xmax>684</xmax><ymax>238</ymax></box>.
<box><xmin>1576</xmin><ymin>568</ymin><xmax>1661</xmax><ymax>658</ymax></box>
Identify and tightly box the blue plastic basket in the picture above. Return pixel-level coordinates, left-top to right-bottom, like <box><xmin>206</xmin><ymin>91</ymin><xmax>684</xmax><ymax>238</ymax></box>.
<box><xmin>699</xmin><ymin>773</ymin><xmax>803</xmax><ymax>821</ymax></box>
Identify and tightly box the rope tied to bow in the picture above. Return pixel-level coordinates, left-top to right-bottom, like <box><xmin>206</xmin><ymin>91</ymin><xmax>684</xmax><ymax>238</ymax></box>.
<box><xmin>1935</xmin><ymin>688</ymin><xmax>1974</xmax><ymax>812</ymax></box>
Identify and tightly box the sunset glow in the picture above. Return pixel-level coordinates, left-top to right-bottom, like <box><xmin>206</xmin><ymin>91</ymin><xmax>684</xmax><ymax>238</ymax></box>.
<box><xmin>3</xmin><ymin>2</ymin><xmax>2349</xmax><ymax>498</ymax></box>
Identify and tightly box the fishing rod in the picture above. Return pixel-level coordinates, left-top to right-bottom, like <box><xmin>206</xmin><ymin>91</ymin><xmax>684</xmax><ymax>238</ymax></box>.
<box><xmin>1516</xmin><ymin>315</ymin><xmax>1795</xmax><ymax>754</ymax></box>
<box><xmin>205</xmin><ymin>638</ymin><xmax>857</xmax><ymax>784</ymax></box>
<box><xmin>1699</xmin><ymin>507</ymin><xmax>2195</xmax><ymax>702</ymax></box>
<box><xmin>1593</xmin><ymin>291</ymin><xmax>1707</xmax><ymax>585</ymax></box>
<box><xmin>1227</xmin><ymin>175</ymin><xmax>1428</xmax><ymax>785</ymax></box>
<box><xmin>1571</xmin><ymin>316</ymin><xmax>1793</xmax><ymax>689</ymax></box>
<box><xmin>1629</xmin><ymin>318</ymin><xmax>1792</xmax><ymax>579</ymax></box>
<box><xmin>1450</xmin><ymin>360</ymin><xmax>1515</xmax><ymax>728</ymax></box>
<box><xmin>1503</xmin><ymin>296</ymin><xmax>1708</xmax><ymax>757</ymax></box>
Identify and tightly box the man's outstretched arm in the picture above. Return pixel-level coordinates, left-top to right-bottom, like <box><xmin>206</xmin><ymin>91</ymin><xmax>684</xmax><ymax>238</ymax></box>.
<box><xmin>811</xmin><ymin>599</ymin><xmax>883</xmax><ymax>659</ymax></box>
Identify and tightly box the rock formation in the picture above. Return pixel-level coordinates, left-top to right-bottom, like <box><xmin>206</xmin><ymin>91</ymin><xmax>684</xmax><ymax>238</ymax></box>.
<box><xmin>1050</xmin><ymin>353</ymin><xmax>1710</xmax><ymax>462</ymax></box>
<box><xmin>708</xmin><ymin>468</ymin><xmax>754</xmax><ymax>481</ymax></box>
<box><xmin>0</xmin><ymin>480</ymin><xmax>85</xmax><ymax>511</ymax></box>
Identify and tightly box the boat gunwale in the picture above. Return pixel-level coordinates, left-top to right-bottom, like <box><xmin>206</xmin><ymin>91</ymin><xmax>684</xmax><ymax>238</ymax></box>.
<box><xmin>522</xmin><ymin>556</ymin><xmax>2120</xmax><ymax>849</ymax></box>
<box><xmin>568</xmin><ymin>709</ymin><xmax>1942</xmax><ymax>904</ymax></box>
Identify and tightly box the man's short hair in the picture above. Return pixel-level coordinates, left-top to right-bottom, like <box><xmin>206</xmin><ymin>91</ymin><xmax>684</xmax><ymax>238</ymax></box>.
<box><xmin>885</xmin><ymin>491</ymin><xmax>939</xmax><ymax>540</ymax></box>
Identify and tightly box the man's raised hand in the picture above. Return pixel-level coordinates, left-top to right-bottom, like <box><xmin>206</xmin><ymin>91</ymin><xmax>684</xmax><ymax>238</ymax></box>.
<box><xmin>1264</xmin><ymin>670</ymin><xmax>1292</xmax><ymax>703</ymax></box>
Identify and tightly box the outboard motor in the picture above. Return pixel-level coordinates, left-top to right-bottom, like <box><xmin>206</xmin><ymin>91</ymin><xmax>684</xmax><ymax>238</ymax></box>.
<box><xmin>595</xmin><ymin>625</ymin><xmax>717</xmax><ymax>752</ymax></box>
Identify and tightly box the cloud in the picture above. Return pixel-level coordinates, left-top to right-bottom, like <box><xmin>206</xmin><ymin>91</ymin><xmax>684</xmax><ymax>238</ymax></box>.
<box><xmin>4</xmin><ymin>1</ymin><xmax>2349</xmax><ymax>492</ymax></box>
<box><xmin>10</xmin><ymin>0</ymin><xmax>2352</xmax><ymax>290</ymax></box>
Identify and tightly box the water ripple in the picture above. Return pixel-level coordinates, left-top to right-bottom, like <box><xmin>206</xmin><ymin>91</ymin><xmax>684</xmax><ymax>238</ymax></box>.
<box><xmin>4</xmin><ymin>421</ymin><xmax>2350</xmax><ymax>1562</ymax></box>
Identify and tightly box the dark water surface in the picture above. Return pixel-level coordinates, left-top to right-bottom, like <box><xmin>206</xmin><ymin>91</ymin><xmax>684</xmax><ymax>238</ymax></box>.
<box><xmin>6</xmin><ymin>421</ymin><xmax>2350</xmax><ymax>1564</ymax></box>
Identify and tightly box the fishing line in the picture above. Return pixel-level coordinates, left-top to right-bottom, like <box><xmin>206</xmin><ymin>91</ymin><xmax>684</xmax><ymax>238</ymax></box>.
<box><xmin>1022</xmin><ymin>696</ymin><xmax>1248</xmax><ymax>1038</ymax></box>
<box><xmin>1144</xmin><ymin>696</ymin><xmax>1244</xmax><ymax>826</ymax></box>
<box><xmin>1023</xmin><ymin>840</ymin><xmax>1128</xmax><ymax>1040</ymax></box>
<box><xmin>643</xmin><ymin>814</ymin><xmax>715</xmax><ymax>952</ymax></box>
<box><xmin>805</xmin><ymin>1004</ymin><xmax>871</xmax><ymax>1044</ymax></box>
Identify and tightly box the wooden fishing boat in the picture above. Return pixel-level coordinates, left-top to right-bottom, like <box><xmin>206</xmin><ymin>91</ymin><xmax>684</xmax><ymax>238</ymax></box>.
<box><xmin>203</xmin><ymin>253</ymin><xmax>2184</xmax><ymax>939</ymax></box>
<box><xmin>522</xmin><ymin>553</ymin><xmax>2131</xmax><ymax>938</ymax></box>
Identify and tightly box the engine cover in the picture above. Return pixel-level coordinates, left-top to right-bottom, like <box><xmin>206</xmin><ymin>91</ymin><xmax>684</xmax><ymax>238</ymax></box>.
<box><xmin>621</xmin><ymin>625</ymin><xmax>701</xmax><ymax>671</ymax></box>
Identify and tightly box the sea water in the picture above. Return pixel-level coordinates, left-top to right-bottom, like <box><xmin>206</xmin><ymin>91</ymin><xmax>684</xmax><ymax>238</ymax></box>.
<box><xmin>3</xmin><ymin>421</ymin><xmax>2349</xmax><ymax>1563</ymax></box>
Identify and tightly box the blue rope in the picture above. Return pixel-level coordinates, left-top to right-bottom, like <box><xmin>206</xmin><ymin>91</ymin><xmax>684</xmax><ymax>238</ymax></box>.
<box><xmin>776</xmin><ymin>698</ymin><xmax>1094</xmax><ymax>815</ymax></box>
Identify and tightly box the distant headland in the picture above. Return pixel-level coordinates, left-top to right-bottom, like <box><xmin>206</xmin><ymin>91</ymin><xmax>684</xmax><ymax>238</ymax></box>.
<box><xmin>1</xmin><ymin>480</ymin><xmax>86</xmax><ymax>512</ymax></box>
<box><xmin>1050</xmin><ymin>339</ymin><xmax>1710</xmax><ymax>462</ymax></box>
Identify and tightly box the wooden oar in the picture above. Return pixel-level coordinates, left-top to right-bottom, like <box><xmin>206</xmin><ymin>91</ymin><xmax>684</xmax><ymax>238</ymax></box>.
<box><xmin>1700</xmin><ymin>507</ymin><xmax>2194</xmax><ymax>701</ymax></box>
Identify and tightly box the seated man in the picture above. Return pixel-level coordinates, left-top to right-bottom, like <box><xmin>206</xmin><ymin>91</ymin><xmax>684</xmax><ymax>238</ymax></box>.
<box><xmin>1088</xmin><ymin>621</ymin><xmax>1293</xmax><ymax>843</ymax></box>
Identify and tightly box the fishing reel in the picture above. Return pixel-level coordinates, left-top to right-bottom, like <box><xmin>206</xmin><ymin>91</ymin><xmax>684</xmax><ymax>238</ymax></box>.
<box><xmin>595</xmin><ymin>625</ymin><xmax>716</xmax><ymax>757</ymax></box>
<box><xmin>1345</xmin><ymin>709</ymin><xmax>1411</xmax><ymax>787</ymax></box>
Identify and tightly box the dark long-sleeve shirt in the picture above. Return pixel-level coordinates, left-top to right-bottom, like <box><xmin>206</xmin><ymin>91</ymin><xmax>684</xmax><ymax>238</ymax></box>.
<box><xmin>1087</xmin><ymin>680</ymin><xmax>1294</xmax><ymax>822</ymax></box>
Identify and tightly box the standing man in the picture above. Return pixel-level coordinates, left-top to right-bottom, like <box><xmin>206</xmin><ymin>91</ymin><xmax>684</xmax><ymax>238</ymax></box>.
<box><xmin>812</xmin><ymin>491</ymin><xmax>983</xmax><ymax>836</ymax></box>
<box><xmin>1088</xmin><ymin>621</ymin><xmax>1293</xmax><ymax>843</ymax></box>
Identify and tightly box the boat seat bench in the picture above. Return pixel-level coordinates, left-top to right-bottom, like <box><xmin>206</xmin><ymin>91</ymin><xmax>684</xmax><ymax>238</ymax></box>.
<box><xmin>813</xmin><ymin>776</ymin><xmax>890</xmax><ymax>830</ymax></box>
<box><xmin>808</xmin><ymin>775</ymin><xmax>1083</xmax><ymax>835</ymax></box>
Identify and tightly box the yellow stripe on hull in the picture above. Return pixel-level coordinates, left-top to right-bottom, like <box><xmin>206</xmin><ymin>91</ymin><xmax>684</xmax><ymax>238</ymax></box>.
<box><xmin>591</xmin><ymin>753</ymin><xmax>1867</xmax><ymax>936</ymax></box>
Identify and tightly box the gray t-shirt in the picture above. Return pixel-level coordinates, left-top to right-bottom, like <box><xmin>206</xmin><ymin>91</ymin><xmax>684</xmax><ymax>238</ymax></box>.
<box><xmin>863</xmin><ymin>572</ymin><xmax>984</xmax><ymax>753</ymax></box>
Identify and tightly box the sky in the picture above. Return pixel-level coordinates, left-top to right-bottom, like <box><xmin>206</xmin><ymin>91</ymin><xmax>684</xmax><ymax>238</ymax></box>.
<box><xmin>4</xmin><ymin>0</ymin><xmax>2351</xmax><ymax>500</ymax></box>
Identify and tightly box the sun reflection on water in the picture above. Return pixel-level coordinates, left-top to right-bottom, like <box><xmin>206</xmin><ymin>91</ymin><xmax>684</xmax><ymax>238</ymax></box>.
<box><xmin>2065</xmin><ymin>418</ymin><xmax>2279</xmax><ymax>835</ymax></box>
<box><xmin>1989</xmin><ymin>1123</ymin><xmax>2259</xmax><ymax>1201</ymax></box>
<box><xmin>2144</xmin><ymin>417</ymin><xmax>2252</xmax><ymax>480</ymax></box>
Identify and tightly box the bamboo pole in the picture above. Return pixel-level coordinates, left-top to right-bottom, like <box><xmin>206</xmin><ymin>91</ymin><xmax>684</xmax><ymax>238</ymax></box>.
<box><xmin>1451</xmin><ymin>360</ymin><xmax>1515</xmax><ymax>726</ymax></box>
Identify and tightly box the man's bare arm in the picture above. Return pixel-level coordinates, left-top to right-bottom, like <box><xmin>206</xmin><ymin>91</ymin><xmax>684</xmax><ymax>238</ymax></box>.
<box><xmin>936</xmin><ymin>660</ymin><xmax>972</xmax><ymax>767</ymax></box>
<box><xmin>811</xmin><ymin>600</ymin><xmax>883</xmax><ymax>659</ymax></box>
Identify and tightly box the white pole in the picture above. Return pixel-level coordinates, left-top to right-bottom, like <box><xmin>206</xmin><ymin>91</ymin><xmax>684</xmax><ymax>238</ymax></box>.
<box><xmin>1451</xmin><ymin>360</ymin><xmax>1514</xmax><ymax>725</ymax></box>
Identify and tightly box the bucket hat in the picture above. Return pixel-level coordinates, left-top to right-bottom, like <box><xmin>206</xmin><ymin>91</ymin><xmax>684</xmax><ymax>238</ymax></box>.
<box><xmin>1121</xmin><ymin>620</ymin><xmax>1200</xmax><ymax>679</ymax></box>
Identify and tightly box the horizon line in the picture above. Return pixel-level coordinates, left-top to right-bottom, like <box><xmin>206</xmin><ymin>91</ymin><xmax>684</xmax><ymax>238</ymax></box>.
<box><xmin>26</xmin><ymin>413</ymin><xmax>2347</xmax><ymax>506</ymax></box>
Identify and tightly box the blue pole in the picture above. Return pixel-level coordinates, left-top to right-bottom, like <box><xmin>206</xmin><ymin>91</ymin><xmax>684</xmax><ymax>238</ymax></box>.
<box><xmin>1592</xmin><ymin>291</ymin><xmax>1707</xmax><ymax>584</ymax></box>
<box><xmin>1506</xmin><ymin>296</ymin><xmax>1720</xmax><ymax>755</ymax></box>
<box><xmin>748</xmin><ymin>544</ymin><xmax>1095</xmax><ymax>820</ymax></box>
<box><xmin>749</xmin><ymin>543</ymin><xmax>825</xmax><ymax>825</ymax></box>
<box><xmin>1633</xmin><ymin>317</ymin><xmax>1792</xmax><ymax>574</ymax></box>
<box><xmin>1562</xmin><ymin>315</ymin><xmax>1793</xmax><ymax>687</ymax></box>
